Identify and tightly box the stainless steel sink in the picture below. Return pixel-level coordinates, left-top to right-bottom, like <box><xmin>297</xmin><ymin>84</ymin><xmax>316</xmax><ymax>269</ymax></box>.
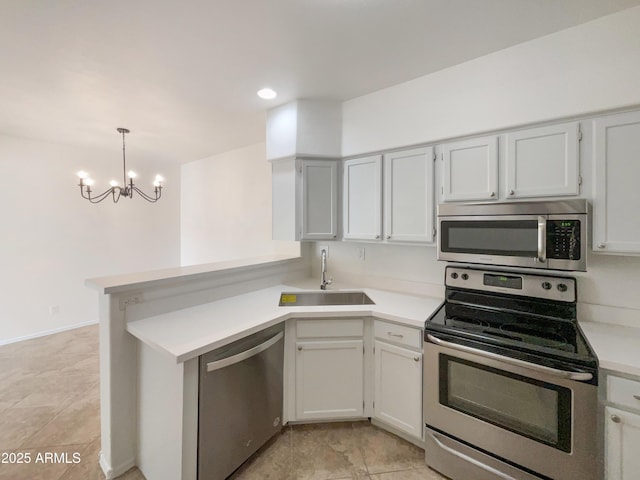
<box><xmin>278</xmin><ymin>291</ymin><xmax>375</xmax><ymax>306</ymax></box>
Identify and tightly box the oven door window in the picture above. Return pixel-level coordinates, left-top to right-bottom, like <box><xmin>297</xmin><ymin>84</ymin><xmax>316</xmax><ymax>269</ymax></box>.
<box><xmin>440</xmin><ymin>220</ymin><xmax>538</xmax><ymax>257</ymax></box>
<box><xmin>439</xmin><ymin>355</ymin><xmax>571</xmax><ymax>452</ymax></box>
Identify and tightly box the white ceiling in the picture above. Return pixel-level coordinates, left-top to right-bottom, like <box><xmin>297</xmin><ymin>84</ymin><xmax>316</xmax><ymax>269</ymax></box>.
<box><xmin>2</xmin><ymin>0</ymin><xmax>640</xmax><ymax>164</ymax></box>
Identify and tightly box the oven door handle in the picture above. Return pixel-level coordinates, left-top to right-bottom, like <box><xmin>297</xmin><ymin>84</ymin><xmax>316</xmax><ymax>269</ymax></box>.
<box><xmin>426</xmin><ymin>334</ymin><xmax>593</xmax><ymax>382</ymax></box>
<box><xmin>428</xmin><ymin>431</ymin><xmax>518</xmax><ymax>480</ymax></box>
<box><xmin>536</xmin><ymin>215</ymin><xmax>547</xmax><ymax>264</ymax></box>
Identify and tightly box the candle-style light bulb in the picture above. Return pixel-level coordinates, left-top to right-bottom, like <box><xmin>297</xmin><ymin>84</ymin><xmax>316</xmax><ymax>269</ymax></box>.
<box><xmin>109</xmin><ymin>180</ymin><xmax>119</xmax><ymax>187</ymax></box>
<box><xmin>153</xmin><ymin>175</ymin><xmax>164</xmax><ymax>187</ymax></box>
<box><xmin>85</xmin><ymin>178</ymin><xmax>95</xmax><ymax>186</ymax></box>
<box><xmin>127</xmin><ymin>170</ymin><xmax>137</xmax><ymax>179</ymax></box>
<box><xmin>77</xmin><ymin>170</ymin><xmax>89</xmax><ymax>179</ymax></box>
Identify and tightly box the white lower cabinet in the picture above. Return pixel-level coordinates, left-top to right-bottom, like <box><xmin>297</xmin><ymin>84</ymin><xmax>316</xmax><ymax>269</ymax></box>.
<box><xmin>373</xmin><ymin>340</ymin><xmax>423</xmax><ymax>439</ymax></box>
<box><xmin>605</xmin><ymin>406</ymin><xmax>640</xmax><ymax>480</ymax></box>
<box><xmin>604</xmin><ymin>373</ymin><xmax>640</xmax><ymax>480</ymax></box>
<box><xmin>291</xmin><ymin>317</ymin><xmax>423</xmax><ymax>444</ymax></box>
<box><xmin>295</xmin><ymin>339</ymin><xmax>364</xmax><ymax>420</ymax></box>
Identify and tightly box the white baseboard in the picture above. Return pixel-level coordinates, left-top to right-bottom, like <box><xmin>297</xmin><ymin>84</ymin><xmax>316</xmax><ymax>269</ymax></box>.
<box><xmin>99</xmin><ymin>451</ymin><xmax>136</xmax><ymax>480</ymax></box>
<box><xmin>0</xmin><ymin>319</ymin><xmax>98</xmax><ymax>346</ymax></box>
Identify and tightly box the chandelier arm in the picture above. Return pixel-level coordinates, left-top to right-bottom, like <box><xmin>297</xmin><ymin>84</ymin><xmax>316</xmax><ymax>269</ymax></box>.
<box><xmin>88</xmin><ymin>187</ymin><xmax>119</xmax><ymax>204</ymax></box>
<box><xmin>131</xmin><ymin>185</ymin><xmax>160</xmax><ymax>203</ymax></box>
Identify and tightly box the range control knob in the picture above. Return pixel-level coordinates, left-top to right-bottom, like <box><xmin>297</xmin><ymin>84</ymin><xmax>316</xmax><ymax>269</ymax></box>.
<box><xmin>450</xmin><ymin>272</ymin><xmax>458</xmax><ymax>279</ymax></box>
<box><xmin>541</xmin><ymin>282</ymin><xmax>552</xmax><ymax>290</ymax></box>
<box><xmin>461</xmin><ymin>273</ymin><xmax>469</xmax><ymax>280</ymax></box>
<box><xmin>557</xmin><ymin>283</ymin><xmax>568</xmax><ymax>292</ymax></box>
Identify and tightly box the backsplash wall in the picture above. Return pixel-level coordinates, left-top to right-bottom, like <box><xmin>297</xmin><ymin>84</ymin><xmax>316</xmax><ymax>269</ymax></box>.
<box><xmin>310</xmin><ymin>241</ymin><xmax>640</xmax><ymax>329</ymax></box>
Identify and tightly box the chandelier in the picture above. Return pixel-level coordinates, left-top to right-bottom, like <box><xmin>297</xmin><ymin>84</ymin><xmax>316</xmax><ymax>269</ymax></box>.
<box><xmin>76</xmin><ymin>128</ymin><xmax>163</xmax><ymax>203</ymax></box>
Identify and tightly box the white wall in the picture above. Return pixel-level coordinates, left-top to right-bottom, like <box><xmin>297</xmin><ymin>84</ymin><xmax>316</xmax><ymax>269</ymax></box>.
<box><xmin>343</xmin><ymin>6</ymin><xmax>640</xmax><ymax>156</ymax></box>
<box><xmin>0</xmin><ymin>134</ymin><xmax>181</xmax><ymax>344</ymax></box>
<box><xmin>180</xmin><ymin>142</ymin><xmax>298</xmax><ymax>265</ymax></box>
<box><xmin>329</xmin><ymin>5</ymin><xmax>640</xmax><ymax>329</ymax></box>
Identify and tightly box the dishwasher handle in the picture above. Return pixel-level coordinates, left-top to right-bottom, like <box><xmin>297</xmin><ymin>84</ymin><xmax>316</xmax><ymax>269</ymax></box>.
<box><xmin>207</xmin><ymin>331</ymin><xmax>284</xmax><ymax>372</ymax></box>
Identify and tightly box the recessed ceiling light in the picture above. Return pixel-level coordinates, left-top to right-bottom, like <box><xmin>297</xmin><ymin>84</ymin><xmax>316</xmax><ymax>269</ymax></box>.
<box><xmin>257</xmin><ymin>88</ymin><xmax>277</xmax><ymax>100</ymax></box>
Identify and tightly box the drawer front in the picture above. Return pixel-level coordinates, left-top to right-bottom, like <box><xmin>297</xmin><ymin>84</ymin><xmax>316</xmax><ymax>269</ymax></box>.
<box><xmin>607</xmin><ymin>375</ymin><xmax>640</xmax><ymax>412</ymax></box>
<box><xmin>374</xmin><ymin>320</ymin><xmax>422</xmax><ymax>350</ymax></box>
<box><xmin>297</xmin><ymin>318</ymin><xmax>364</xmax><ymax>338</ymax></box>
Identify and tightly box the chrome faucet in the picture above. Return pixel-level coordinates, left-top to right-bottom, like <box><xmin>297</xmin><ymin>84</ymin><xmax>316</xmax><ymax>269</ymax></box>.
<box><xmin>320</xmin><ymin>249</ymin><xmax>333</xmax><ymax>290</ymax></box>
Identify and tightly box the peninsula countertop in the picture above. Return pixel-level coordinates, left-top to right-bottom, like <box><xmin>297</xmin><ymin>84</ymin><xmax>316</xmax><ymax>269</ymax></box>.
<box><xmin>126</xmin><ymin>277</ymin><xmax>640</xmax><ymax>379</ymax></box>
<box><xmin>126</xmin><ymin>280</ymin><xmax>444</xmax><ymax>363</ymax></box>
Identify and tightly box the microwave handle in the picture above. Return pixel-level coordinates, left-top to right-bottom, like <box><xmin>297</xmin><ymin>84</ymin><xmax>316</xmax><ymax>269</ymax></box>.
<box><xmin>536</xmin><ymin>216</ymin><xmax>547</xmax><ymax>264</ymax></box>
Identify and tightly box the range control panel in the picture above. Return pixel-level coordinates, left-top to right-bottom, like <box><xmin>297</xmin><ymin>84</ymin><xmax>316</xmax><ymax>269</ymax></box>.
<box><xmin>445</xmin><ymin>266</ymin><xmax>576</xmax><ymax>303</ymax></box>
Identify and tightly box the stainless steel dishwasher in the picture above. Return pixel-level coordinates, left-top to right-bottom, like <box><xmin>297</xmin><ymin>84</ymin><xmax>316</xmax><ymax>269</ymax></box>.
<box><xmin>198</xmin><ymin>323</ymin><xmax>284</xmax><ymax>480</ymax></box>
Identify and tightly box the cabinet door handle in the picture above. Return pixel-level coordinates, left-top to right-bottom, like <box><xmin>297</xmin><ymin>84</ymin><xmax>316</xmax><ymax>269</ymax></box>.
<box><xmin>297</xmin><ymin>346</ymin><xmax>303</xmax><ymax>351</ymax></box>
<box><xmin>414</xmin><ymin>356</ymin><xmax>420</xmax><ymax>362</ymax></box>
<box><xmin>375</xmin><ymin>235</ymin><xmax>380</xmax><ymax>239</ymax></box>
<box><xmin>489</xmin><ymin>191</ymin><xmax>496</xmax><ymax>197</ymax></box>
<box><xmin>611</xmin><ymin>414</ymin><xmax>621</xmax><ymax>423</ymax></box>
<box><xmin>508</xmin><ymin>189</ymin><xmax>515</xmax><ymax>196</ymax></box>
<box><xmin>597</xmin><ymin>243</ymin><xmax>606</xmax><ymax>249</ymax></box>
<box><xmin>633</xmin><ymin>394</ymin><xmax>640</xmax><ymax>401</ymax></box>
<box><xmin>387</xmin><ymin>332</ymin><xmax>404</xmax><ymax>338</ymax></box>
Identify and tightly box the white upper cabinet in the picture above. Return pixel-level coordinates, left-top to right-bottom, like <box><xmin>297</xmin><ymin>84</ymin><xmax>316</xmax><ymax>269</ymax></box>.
<box><xmin>301</xmin><ymin>160</ymin><xmax>339</xmax><ymax>240</ymax></box>
<box><xmin>505</xmin><ymin>122</ymin><xmax>580</xmax><ymax>198</ymax></box>
<box><xmin>384</xmin><ymin>147</ymin><xmax>435</xmax><ymax>243</ymax></box>
<box><xmin>593</xmin><ymin>110</ymin><xmax>640</xmax><ymax>254</ymax></box>
<box><xmin>442</xmin><ymin>136</ymin><xmax>498</xmax><ymax>202</ymax></box>
<box><xmin>272</xmin><ymin>158</ymin><xmax>338</xmax><ymax>241</ymax></box>
<box><xmin>343</xmin><ymin>155</ymin><xmax>383</xmax><ymax>241</ymax></box>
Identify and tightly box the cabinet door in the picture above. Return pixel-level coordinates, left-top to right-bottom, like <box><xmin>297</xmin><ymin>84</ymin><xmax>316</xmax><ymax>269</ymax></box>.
<box><xmin>593</xmin><ymin>111</ymin><xmax>640</xmax><ymax>254</ymax></box>
<box><xmin>384</xmin><ymin>147</ymin><xmax>435</xmax><ymax>243</ymax></box>
<box><xmin>295</xmin><ymin>340</ymin><xmax>364</xmax><ymax>420</ymax></box>
<box><xmin>442</xmin><ymin>136</ymin><xmax>498</xmax><ymax>202</ymax></box>
<box><xmin>300</xmin><ymin>160</ymin><xmax>338</xmax><ymax>240</ymax></box>
<box><xmin>505</xmin><ymin>122</ymin><xmax>580</xmax><ymax>198</ymax></box>
<box><xmin>343</xmin><ymin>156</ymin><xmax>382</xmax><ymax>241</ymax></box>
<box><xmin>373</xmin><ymin>340</ymin><xmax>422</xmax><ymax>439</ymax></box>
<box><xmin>605</xmin><ymin>406</ymin><xmax>640</xmax><ymax>480</ymax></box>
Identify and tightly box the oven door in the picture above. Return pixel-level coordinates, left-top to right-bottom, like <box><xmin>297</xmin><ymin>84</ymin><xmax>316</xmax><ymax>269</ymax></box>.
<box><xmin>438</xmin><ymin>214</ymin><xmax>546</xmax><ymax>269</ymax></box>
<box><xmin>423</xmin><ymin>334</ymin><xmax>599</xmax><ymax>480</ymax></box>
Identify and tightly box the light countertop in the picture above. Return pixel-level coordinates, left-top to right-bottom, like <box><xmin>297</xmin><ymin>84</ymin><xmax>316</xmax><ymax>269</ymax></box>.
<box><xmin>126</xmin><ymin>277</ymin><xmax>640</xmax><ymax>378</ymax></box>
<box><xmin>580</xmin><ymin>321</ymin><xmax>640</xmax><ymax>378</ymax></box>
<box><xmin>127</xmin><ymin>281</ymin><xmax>443</xmax><ymax>363</ymax></box>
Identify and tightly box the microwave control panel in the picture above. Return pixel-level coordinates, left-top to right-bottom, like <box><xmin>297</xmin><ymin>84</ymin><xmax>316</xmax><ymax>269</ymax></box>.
<box><xmin>547</xmin><ymin>220</ymin><xmax>581</xmax><ymax>260</ymax></box>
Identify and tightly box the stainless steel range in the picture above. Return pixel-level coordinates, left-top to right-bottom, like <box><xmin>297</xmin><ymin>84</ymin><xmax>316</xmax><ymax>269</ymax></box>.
<box><xmin>423</xmin><ymin>266</ymin><xmax>600</xmax><ymax>480</ymax></box>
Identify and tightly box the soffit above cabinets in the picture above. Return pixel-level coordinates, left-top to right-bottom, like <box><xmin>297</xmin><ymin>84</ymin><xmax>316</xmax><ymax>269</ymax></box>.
<box><xmin>2</xmin><ymin>0</ymin><xmax>640</xmax><ymax>163</ymax></box>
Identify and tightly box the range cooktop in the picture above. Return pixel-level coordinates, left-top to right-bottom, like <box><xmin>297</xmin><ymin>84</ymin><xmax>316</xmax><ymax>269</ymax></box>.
<box><xmin>425</xmin><ymin>266</ymin><xmax>598</xmax><ymax>370</ymax></box>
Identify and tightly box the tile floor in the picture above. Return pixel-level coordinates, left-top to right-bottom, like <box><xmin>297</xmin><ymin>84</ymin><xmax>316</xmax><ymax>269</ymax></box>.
<box><xmin>0</xmin><ymin>325</ymin><xmax>448</xmax><ymax>480</ymax></box>
<box><xmin>0</xmin><ymin>325</ymin><xmax>142</xmax><ymax>480</ymax></box>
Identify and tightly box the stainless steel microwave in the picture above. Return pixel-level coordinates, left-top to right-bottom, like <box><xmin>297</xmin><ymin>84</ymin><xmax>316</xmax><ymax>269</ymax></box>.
<box><xmin>437</xmin><ymin>199</ymin><xmax>588</xmax><ymax>271</ymax></box>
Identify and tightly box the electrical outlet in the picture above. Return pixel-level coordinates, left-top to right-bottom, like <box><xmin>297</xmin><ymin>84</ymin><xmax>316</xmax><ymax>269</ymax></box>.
<box><xmin>120</xmin><ymin>293</ymin><xmax>144</xmax><ymax>310</ymax></box>
<box><xmin>357</xmin><ymin>247</ymin><xmax>365</xmax><ymax>260</ymax></box>
<box><xmin>319</xmin><ymin>245</ymin><xmax>329</xmax><ymax>257</ymax></box>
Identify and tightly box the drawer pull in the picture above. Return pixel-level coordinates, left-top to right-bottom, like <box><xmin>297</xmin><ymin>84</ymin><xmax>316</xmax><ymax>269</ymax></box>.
<box><xmin>414</xmin><ymin>356</ymin><xmax>420</xmax><ymax>362</ymax></box>
<box><xmin>634</xmin><ymin>394</ymin><xmax>640</xmax><ymax>401</ymax></box>
<box><xmin>611</xmin><ymin>415</ymin><xmax>621</xmax><ymax>424</ymax></box>
<box><xmin>297</xmin><ymin>346</ymin><xmax>303</xmax><ymax>351</ymax></box>
<box><xmin>387</xmin><ymin>332</ymin><xmax>404</xmax><ymax>338</ymax></box>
